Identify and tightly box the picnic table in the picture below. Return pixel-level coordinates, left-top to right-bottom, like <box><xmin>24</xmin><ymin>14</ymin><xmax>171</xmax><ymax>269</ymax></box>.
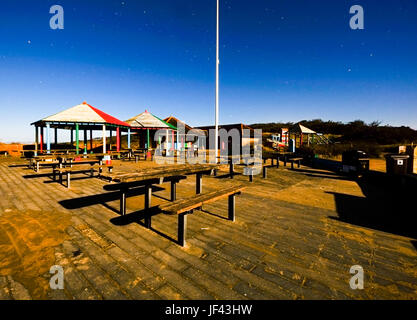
<box><xmin>217</xmin><ymin>155</ymin><xmax>242</xmax><ymax>179</ymax></box>
<box><xmin>102</xmin><ymin>163</ymin><xmax>248</xmax><ymax>246</ymax></box>
<box><xmin>102</xmin><ymin>164</ymin><xmax>218</xmax><ymax>226</ymax></box>
<box><xmin>30</xmin><ymin>155</ymin><xmax>61</xmax><ymax>171</ymax></box>
<box><xmin>263</xmin><ymin>151</ymin><xmax>295</xmax><ymax>168</ymax></box>
<box><xmin>132</xmin><ymin>148</ymin><xmax>149</xmax><ymax>162</ymax></box>
<box><xmin>31</xmin><ymin>153</ymin><xmax>105</xmax><ymax>172</ymax></box>
<box><xmin>53</xmin><ymin>163</ymin><xmax>113</xmax><ymax>188</ymax></box>
<box><xmin>217</xmin><ymin>155</ymin><xmax>263</xmax><ymax>179</ymax></box>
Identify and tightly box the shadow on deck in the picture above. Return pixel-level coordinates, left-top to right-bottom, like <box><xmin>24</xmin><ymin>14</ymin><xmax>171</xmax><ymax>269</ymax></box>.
<box><xmin>328</xmin><ymin>171</ymin><xmax>417</xmax><ymax>240</ymax></box>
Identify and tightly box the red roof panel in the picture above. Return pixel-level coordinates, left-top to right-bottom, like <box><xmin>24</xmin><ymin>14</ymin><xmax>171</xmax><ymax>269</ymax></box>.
<box><xmin>87</xmin><ymin>103</ymin><xmax>130</xmax><ymax>127</ymax></box>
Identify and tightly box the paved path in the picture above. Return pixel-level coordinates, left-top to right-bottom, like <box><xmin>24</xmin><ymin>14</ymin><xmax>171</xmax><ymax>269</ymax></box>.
<box><xmin>0</xmin><ymin>158</ymin><xmax>416</xmax><ymax>300</ymax></box>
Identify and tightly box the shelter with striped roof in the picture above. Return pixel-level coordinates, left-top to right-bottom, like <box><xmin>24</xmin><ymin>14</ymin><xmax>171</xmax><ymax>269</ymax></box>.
<box><xmin>125</xmin><ymin>110</ymin><xmax>176</xmax><ymax>150</ymax></box>
<box><xmin>31</xmin><ymin>102</ymin><xmax>131</xmax><ymax>155</ymax></box>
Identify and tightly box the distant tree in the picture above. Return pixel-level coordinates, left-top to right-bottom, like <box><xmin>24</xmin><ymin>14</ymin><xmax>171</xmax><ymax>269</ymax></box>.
<box><xmin>250</xmin><ymin>119</ymin><xmax>417</xmax><ymax>145</ymax></box>
<box><xmin>369</xmin><ymin>120</ymin><xmax>382</xmax><ymax>127</ymax></box>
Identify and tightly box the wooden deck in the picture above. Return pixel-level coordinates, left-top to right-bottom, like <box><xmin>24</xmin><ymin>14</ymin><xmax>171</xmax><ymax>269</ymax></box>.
<box><xmin>0</xmin><ymin>158</ymin><xmax>416</xmax><ymax>300</ymax></box>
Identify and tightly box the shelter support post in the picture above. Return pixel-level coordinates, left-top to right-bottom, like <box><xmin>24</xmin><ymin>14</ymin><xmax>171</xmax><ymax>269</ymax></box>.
<box><xmin>109</xmin><ymin>129</ymin><xmax>112</xmax><ymax>151</ymax></box>
<box><xmin>90</xmin><ymin>130</ymin><xmax>93</xmax><ymax>151</ymax></box>
<box><xmin>116</xmin><ymin>127</ymin><xmax>120</xmax><ymax>152</ymax></box>
<box><xmin>102</xmin><ymin>125</ymin><xmax>106</xmax><ymax>154</ymax></box>
<box><xmin>166</xmin><ymin>129</ymin><xmax>169</xmax><ymax>155</ymax></box>
<box><xmin>147</xmin><ymin>129</ymin><xmax>150</xmax><ymax>149</ymax></box>
<box><xmin>46</xmin><ymin>123</ymin><xmax>51</xmax><ymax>154</ymax></box>
<box><xmin>75</xmin><ymin>123</ymin><xmax>79</xmax><ymax>155</ymax></box>
<box><xmin>84</xmin><ymin>129</ymin><xmax>87</xmax><ymax>153</ymax></box>
<box><xmin>40</xmin><ymin>127</ymin><xmax>44</xmax><ymax>153</ymax></box>
<box><xmin>54</xmin><ymin>128</ymin><xmax>58</xmax><ymax>147</ymax></box>
<box><xmin>127</xmin><ymin>128</ymin><xmax>131</xmax><ymax>149</ymax></box>
<box><xmin>172</xmin><ymin>130</ymin><xmax>174</xmax><ymax>151</ymax></box>
<box><xmin>34</xmin><ymin>126</ymin><xmax>38</xmax><ymax>157</ymax></box>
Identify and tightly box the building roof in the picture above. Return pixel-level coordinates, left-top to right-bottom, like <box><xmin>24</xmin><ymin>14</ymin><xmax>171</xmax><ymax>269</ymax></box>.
<box><xmin>292</xmin><ymin>123</ymin><xmax>316</xmax><ymax>134</ymax></box>
<box><xmin>164</xmin><ymin>116</ymin><xmax>193</xmax><ymax>132</ymax></box>
<box><xmin>126</xmin><ymin>110</ymin><xmax>176</xmax><ymax>130</ymax></box>
<box><xmin>196</xmin><ymin>123</ymin><xmax>254</xmax><ymax>132</ymax></box>
<box><xmin>32</xmin><ymin>102</ymin><xmax>130</xmax><ymax>127</ymax></box>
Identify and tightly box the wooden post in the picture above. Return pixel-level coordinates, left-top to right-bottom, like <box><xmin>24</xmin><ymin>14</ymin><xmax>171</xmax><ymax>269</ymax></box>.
<box><xmin>276</xmin><ymin>155</ymin><xmax>280</xmax><ymax>168</ymax></box>
<box><xmin>67</xmin><ymin>172</ymin><xmax>71</xmax><ymax>189</ymax></box>
<box><xmin>40</xmin><ymin>127</ymin><xmax>44</xmax><ymax>153</ymax></box>
<box><xmin>70</xmin><ymin>128</ymin><xmax>73</xmax><ymax>146</ymax></box>
<box><xmin>144</xmin><ymin>185</ymin><xmax>152</xmax><ymax>228</ymax></box>
<box><xmin>166</xmin><ymin>129</ymin><xmax>169</xmax><ymax>155</ymax></box>
<box><xmin>178</xmin><ymin>213</ymin><xmax>188</xmax><ymax>247</ymax></box>
<box><xmin>120</xmin><ymin>187</ymin><xmax>127</xmax><ymax>216</ymax></box>
<box><xmin>116</xmin><ymin>127</ymin><xmax>120</xmax><ymax>152</ymax></box>
<box><xmin>102</xmin><ymin>125</ymin><xmax>106</xmax><ymax>154</ymax></box>
<box><xmin>196</xmin><ymin>173</ymin><xmax>202</xmax><ymax>194</ymax></box>
<box><xmin>46</xmin><ymin>123</ymin><xmax>51</xmax><ymax>154</ymax></box>
<box><xmin>171</xmin><ymin>180</ymin><xmax>177</xmax><ymax>201</ymax></box>
<box><xmin>146</xmin><ymin>129</ymin><xmax>151</xmax><ymax>159</ymax></box>
<box><xmin>229</xmin><ymin>162</ymin><xmax>234</xmax><ymax>179</ymax></box>
<box><xmin>34</xmin><ymin>126</ymin><xmax>38</xmax><ymax>157</ymax></box>
<box><xmin>171</xmin><ymin>130</ymin><xmax>175</xmax><ymax>152</ymax></box>
<box><xmin>127</xmin><ymin>128</ymin><xmax>131</xmax><ymax>149</ymax></box>
<box><xmin>75</xmin><ymin>123</ymin><xmax>79</xmax><ymax>154</ymax></box>
<box><xmin>228</xmin><ymin>194</ymin><xmax>236</xmax><ymax>221</ymax></box>
<box><xmin>84</xmin><ymin>129</ymin><xmax>87</xmax><ymax>152</ymax></box>
<box><xmin>90</xmin><ymin>129</ymin><xmax>93</xmax><ymax>151</ymax></box>
<box><xmin>109</xmin><ymin>129</ymin><xmax>112</xmax><ymax>151</ymax></box>
<box><xmin>54</xmin><ymin>127</ymin><xmax>58</xmax><ymax>147</ymax></box>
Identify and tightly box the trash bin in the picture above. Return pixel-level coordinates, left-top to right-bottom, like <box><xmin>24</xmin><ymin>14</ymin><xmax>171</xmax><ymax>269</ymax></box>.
<box><xmin>385</xmin><ymin>154</ymin><xmax>409</xmax><ymax>175</ymax></box>
<box><xmin>342</xmin><ymin>150</ymin><xmax>370</xmax><ymax>174</ymax></box>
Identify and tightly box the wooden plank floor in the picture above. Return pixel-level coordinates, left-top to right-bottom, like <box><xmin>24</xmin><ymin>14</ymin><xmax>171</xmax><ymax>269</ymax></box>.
<box><xmin>0</xmin><ymin>158</ymin><xmax>416</xmax><ymax>300</ymax></box>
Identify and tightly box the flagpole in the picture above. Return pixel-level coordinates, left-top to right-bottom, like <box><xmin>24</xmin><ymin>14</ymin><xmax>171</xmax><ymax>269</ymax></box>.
<box><xmin>215</xmin><ymin>0</ymin><xmax>219</xmax><ymax>162</ymax></box>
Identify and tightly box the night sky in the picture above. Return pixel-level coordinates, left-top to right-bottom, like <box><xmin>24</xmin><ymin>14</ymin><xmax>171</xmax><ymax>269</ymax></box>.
<box><xmin>1</xmin><ymin>0</ymin><xmax>417</xmax><ymax>142</ymax></box>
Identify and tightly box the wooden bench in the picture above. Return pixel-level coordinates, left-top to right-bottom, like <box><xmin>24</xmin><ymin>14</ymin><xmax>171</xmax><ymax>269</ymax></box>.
<box><xmin>53</xmin><ymin>164</ymin><xmax>113</xmax><ymax>188</ymax></box>
<box><xmin>288</xmin><ymin>157</ymin><xmax>303</xmax><ymax>170</ymax></box>
<box><xmin>158</xmin><ymin>185</ymin><xmax>246</xmax><ymax>246</ymax></box>
<box><xmin>244</xmin><ymin>164</ymin><xmax>269</xmax><ymax>182</ymax></box>
<box><xmin>90</xmin><ymin>164</ymin><xmax>114</xmax><ymax>175</ymax></box>
<box><xmin>104</xmin><ymin>175</ymin><xmax>188</xmax><ymax>220</ymax></box>
<box><xmin>264</xmin><ymin>152</ymin><xmax>298</xmax><ymax>168</ymax></box>
<box><xmin>34</xmin><ymin>160</ymin><xmax>60</xmax><ymax>172</ymax></box>
<box><xmin>65</xmin><ymin>159</ymin><xmax>101</xmax><ymax>167</ymax></box>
